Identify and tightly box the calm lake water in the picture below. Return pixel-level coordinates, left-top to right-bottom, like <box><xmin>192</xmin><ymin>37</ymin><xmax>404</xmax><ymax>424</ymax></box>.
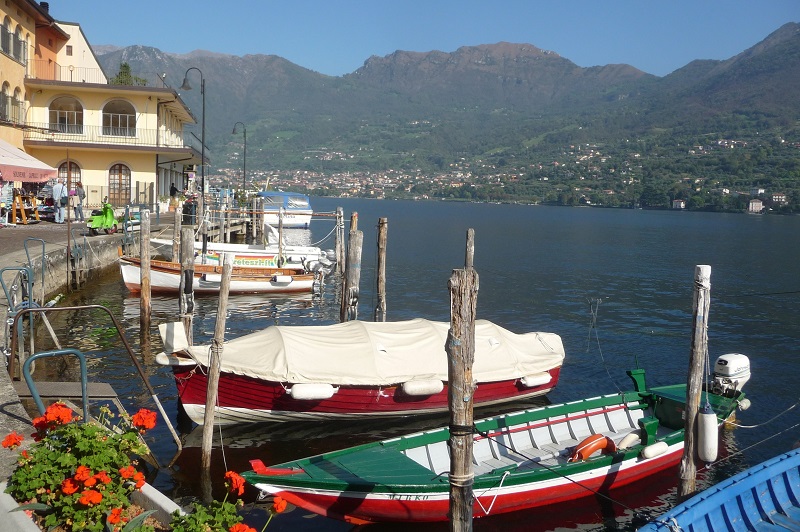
<box><xmin>49</xmin><ymin>198</ymin><xmax>800</xmax><ymax>531</ymax></box>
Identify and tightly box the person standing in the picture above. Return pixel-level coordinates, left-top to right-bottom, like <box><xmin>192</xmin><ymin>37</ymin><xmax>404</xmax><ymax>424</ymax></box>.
<box><xmin>73</xmin><ymin>181</ymin><xmax>86</xmax><ymax>222</ymax></box>
<box><xmin>51</xmin><ymin>178</ymin><xmax>67</xmax><ymax>224</ymax></box>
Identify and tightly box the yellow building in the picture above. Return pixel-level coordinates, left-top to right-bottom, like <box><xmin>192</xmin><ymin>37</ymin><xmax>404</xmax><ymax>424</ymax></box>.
<box><xmin>9</xmin><ymin>1</ymin><xmax>201</xmax><ymax>209</ymax></box>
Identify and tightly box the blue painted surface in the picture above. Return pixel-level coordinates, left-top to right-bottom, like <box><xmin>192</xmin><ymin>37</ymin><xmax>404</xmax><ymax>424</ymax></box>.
<box><xmin>639</xmin><ymin>448</ymin><xmax>800</xmax><ymax>531</ymax></box>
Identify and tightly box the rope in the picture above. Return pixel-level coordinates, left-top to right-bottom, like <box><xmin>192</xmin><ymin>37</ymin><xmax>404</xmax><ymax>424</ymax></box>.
<box><xmin>586</xmin><ymin>298</ymin><xmax>622</xmax><ymax>393</ymax></box>
<box><xmin>474</xmin><ymin>470</ymin><xmax>509</xmax><ymax>516</ymax></box>
<box><xmin>473</xmin><ymin>426</ymin><xmax>646</xmax><ymax>519</ymax></box>
<box><xmin>309</xmin><ymin>222</ymin><xmax>337</xmax><ymax>247</ymax></box>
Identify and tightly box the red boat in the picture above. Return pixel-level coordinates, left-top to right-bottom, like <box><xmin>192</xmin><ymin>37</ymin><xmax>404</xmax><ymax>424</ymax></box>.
<box><xmin>155</xmin><ymin>318</ymin><xmax>565</xmax><ymax>424</ymax></box>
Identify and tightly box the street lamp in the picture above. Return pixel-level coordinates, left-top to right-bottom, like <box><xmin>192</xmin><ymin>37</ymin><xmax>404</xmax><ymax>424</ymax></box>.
<box><xmin>232</xmin><ymin>122</ymin><xmax>246</xmax><ymax>191</ymax></box>
<box><xmin>180</xmin><ymin>67</ymin><xmax>206</xmax><ymax>251</ymax></box>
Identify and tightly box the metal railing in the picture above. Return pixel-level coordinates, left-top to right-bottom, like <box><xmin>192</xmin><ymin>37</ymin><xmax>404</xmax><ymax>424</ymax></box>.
<box><xmin>23</xmin><ymin>122</ymin><xmax>196</xmax><ymax>149</ymax></box>
<box><xmin>29</xmin><ymin>60</ymin><xmax>169</xmax><ymax>87</ymax></box>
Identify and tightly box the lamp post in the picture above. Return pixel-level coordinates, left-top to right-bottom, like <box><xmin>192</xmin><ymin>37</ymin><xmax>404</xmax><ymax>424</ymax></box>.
<box><xmin>180</xmin><ymin>67</ymin><xmax>206</xmax><ymax>252</ymax></box>
<box><xmin>232</xmin><ymin>122</ymin><xmax>246</xmax><ymax>191</ymax></box>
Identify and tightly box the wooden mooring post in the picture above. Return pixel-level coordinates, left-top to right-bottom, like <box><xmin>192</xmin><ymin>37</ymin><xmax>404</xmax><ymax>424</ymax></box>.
<box><xmin>178</xmin><ymin>227</ymin><xmax>195</xmax><ymax>345</ymax></box>
<box><xmin>201</xmin><ymin>252</ymin><xmax>233</xmax><ymax>502</ymax></box>
<box><xmin>139</xmin><ymin>210</ymin><xmax>151</xmax><ymax>340</ymax></box>
<box><xmin>447</xmin><ymin>228</ymin><xmax>479</xmax><ymax>530</ymax></box>
<box><xmin>374</xmin><ymin>218</ymin><xmax>388</xmax><ymax>322</ymax></box>
<box><xmin>678</xmin><ymin>264</ymin><xmax>711</xmax><ymax>499</ymax></box>
<box><xmin>340</xmin><ymin>229</ymin><xmax>363</xmax><ymax>322</ymax></box>
<box><xmin>335</xmin><ymin>207</ymin><xmax>345</xmax><ymax>275</ymax></box>
<box><xmin>172</xmin><ymin>208</ymin><xmax>181</xmax><ymax>263</ymax></box>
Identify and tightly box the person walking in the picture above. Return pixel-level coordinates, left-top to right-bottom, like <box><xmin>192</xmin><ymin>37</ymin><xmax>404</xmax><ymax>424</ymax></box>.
<box><xmin>51</xmin><ymin>178</ymin><xmax>67</xmax><ymax>224</ymax></box>
<box><xmin>74</xmin><ymin>181</ymin><xmax>86</xmax><ymax>222</ymax></box>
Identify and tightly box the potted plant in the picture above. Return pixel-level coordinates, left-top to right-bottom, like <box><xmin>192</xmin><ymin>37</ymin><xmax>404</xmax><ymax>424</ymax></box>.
<box><xmin>2</xmin><ymin>402</ymin><xmax>286</xmax><ymax>531</ymax></box>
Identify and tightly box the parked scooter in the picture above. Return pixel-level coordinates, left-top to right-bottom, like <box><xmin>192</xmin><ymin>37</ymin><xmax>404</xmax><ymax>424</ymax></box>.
<box><xmin>86</xmin><ymin>197</ymin><xmax>118</xmax><ymax>235</ymax></box>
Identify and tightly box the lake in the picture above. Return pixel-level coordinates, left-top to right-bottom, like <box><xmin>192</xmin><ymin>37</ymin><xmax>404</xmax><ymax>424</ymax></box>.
<box><xmin>51</xmin><ymin>198</ymin><xmax>800</xmax><ymax>531</ymax></box>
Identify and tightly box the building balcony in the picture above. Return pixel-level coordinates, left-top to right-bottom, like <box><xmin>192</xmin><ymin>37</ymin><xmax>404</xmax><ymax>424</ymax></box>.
<box><xmin>28</xmin><ymin>60</ymin><xmax>168</xmax><ymax>87</ymax></box>
<box><xmin>23</xmin><ymin>122</ymin><xmax>197</xmax><ymax>152</ymax></box>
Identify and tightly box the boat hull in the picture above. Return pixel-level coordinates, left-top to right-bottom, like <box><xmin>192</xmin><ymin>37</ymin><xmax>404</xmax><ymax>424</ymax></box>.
<box><xmin>639</xmin><ymin>447</ymin><xmax>800</xmax><ymax>531</ymax></box>
<box><xmin>119</xmin><ymin>259</ymin><xmax>315</xmax><ymax>295</ymax></box>
<box><xmin>172</xmin><ymin>365</ymin><xmax>561</xmax><ymax>424</ymax></box>
<box><xmin>255</xmin><ymin>444</ymin><xmax>683</xmax><ymax>523</ymax></box>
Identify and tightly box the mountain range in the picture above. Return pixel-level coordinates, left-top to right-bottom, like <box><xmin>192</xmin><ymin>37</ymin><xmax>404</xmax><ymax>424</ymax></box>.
<box><xmin>94</xmin><ymin>22</ymin><xmax>800</xmax><ymax>176</ymax></box>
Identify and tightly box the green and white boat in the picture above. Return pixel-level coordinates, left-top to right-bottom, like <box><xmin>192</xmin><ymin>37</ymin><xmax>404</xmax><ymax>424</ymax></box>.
<box><xmin>241</xmin><ymin>354</ymin><xmax>751</xmax><ymax>524</ymax></box>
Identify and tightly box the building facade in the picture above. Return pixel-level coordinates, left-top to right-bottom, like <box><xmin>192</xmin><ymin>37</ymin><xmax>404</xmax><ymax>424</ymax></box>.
<box><xmin>0</xmin><ymin>1</ymin><xmax>201</xmax><ymax>212</ymax></box>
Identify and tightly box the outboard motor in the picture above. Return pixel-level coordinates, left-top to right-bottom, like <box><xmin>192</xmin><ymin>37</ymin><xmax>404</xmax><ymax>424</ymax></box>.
<box><xmin>711</xmin><ymin>353</ymin><xmax>751</xmax><ymax>396</ymax></box>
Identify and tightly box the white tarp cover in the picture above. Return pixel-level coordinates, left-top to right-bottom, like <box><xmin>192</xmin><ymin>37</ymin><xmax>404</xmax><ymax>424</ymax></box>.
<box><xmin>175</xmin><ymin>318</ymin><xmax>565</xmax><ymax>386</ymax></box>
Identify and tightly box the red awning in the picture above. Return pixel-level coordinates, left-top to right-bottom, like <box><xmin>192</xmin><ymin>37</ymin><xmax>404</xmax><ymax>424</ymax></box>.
<box><xmin>0</xmin><ymin>138</ymin><xmax>56</xmax><ymax>183</ymax></box>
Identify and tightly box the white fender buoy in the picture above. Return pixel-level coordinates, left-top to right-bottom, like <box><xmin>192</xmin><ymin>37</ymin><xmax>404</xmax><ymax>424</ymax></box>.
<box><xmin>641</xmin><ymin>441</ymin><xmax>668</xmax><ymax>459</ymax></box>
<box><xmin>288</xmin><ymin>383</ymin><xmax>337</xmax><ymax>400</ymax></box>
<box><xmin>738</xmin><ymin>398</ymin><xmax>752</xmax><ymax>411</ymax></box>
<box><xmin>698</xmin><ymin>403</ymin><xmax>719</xmax><ymax>463</ymax></box>
<box><xmin>401</xmin><ymin>379</ymin><xmax>444</xmax><ymax>396</ymax></box>
<box><xmin>617</xmin><ymin>430</ymin><xmax>643</xmax><ymax>450</ymax></box>
<box><xmin>520</xmin><ymin>373</ymin><xmax>551</xmax><ymax>388</ymax></box>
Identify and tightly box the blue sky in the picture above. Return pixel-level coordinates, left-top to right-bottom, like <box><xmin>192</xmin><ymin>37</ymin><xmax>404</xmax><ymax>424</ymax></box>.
<box><xmin>58</xmin><ymin>1</ymin><xmax>798</xmax><ymax>77</ymax></box>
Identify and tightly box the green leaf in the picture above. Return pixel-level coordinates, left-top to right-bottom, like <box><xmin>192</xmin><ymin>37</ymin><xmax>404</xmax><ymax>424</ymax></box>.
<box><xmin>10</xmin><ymin>502</ymin><xmax>52</xmax><ymax>512</ymax></box>
<box><xmin>121</xmin><ymin>509</ymin><xmax>157</xmax><ymax>531</ymax></box>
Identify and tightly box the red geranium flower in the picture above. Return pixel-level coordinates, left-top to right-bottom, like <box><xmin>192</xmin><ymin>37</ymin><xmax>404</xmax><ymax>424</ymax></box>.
<box><xmin>272</xmin><ymin>496</ymin><xmax>287</xmax><ymax>514</ymax></box>
<box><xmin>1</xmin><ymin>431</ymin><xmax>23</xmax><ymax>449</ymax></box>
<box><xmin>225</xmin><ymin>471</ymin><xmax>246</xmax><ymax>496</ymax></box>
<box><xmin>78</xmin><ymin>489</ymin><xmax>103</xmax><ymax>507</ymax></box>
<box><xmin>44</xmin><ymin>402</ymin><xmax>74</xmax><ymax>425</ymax></box>
<box><xmin>131</xmin><ymin>409</ymin><xmax>157</xmax><ymax>431</ymax></box>
<box><xmin>61</xmin><ymin>478</ymin><xmax>80</xmax><ymax>495</ymax></box>
<box><xmin>107</xmin><ymin>507</ymin><xmax>124</xmax><ymax>525</ymax></box>
<box><xmin>119</xmin><ymin>465</ymin><xmax>136</xmax><ymax>479</ymax></box>
<box><xmin>229</xmin><ymin>524</ymin><xmax>257</xmax><ymax>532</ymax></box>
<box><xmin>133</xmin><ymin>471</ymin><xmax>145</xmax><ymax>489</ymax></box>
<box><xmin>74</xmin><ymin>465</ymin><xmax>92</xmax><ymax>482</ymax></box>
<box><xmin>94</xmin><ymin>471</ymin><xmax>112</xmax><ymax>484</ymax></box>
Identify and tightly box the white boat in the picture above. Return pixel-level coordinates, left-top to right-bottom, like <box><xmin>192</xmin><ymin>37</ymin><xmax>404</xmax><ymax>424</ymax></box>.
<box><xmin>256</xmin><ymin>191</ymin><xmax>313</xmax><ymax>228</ymax></box>
<box><xmin>150</xmin><ymin>224</ymin><xmax>333</xmax><ymax>272</ymax></box>
<box><xmin>119</xmin><ymin>256</ymin><xmax>318</xmax><ymax>295</ymax></box>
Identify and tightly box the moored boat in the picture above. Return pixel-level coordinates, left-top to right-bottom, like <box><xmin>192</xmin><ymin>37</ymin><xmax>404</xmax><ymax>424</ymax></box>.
<box><xmin>639</xmin><ymin>447</ymin><xmax>800</xmax><ymax>531</ymax></box>
<box><xmin>256</xmin><ymin>190</ymin><xmax>314</xmax><ymax>228</ymax></box>
<box><xmin>155</xmin><ymin>318</ymin><xmax>565</xmax><ymax>424</ymax></box>
<box><xmin>119</xmin><ymin>256</ymin><xmax>317</xmax><ymax>295</ymax></box>
<box><xmin>239</xmin><ymin>355</ymin><xmax>751</xmax><ymax>524</ymax></box>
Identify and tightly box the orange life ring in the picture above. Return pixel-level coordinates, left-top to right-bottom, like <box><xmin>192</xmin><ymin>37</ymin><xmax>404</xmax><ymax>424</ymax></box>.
<box><xmin>568</xmin><ymin>434</ymin><xmax>617</xmax><ymax>462</ymax></box>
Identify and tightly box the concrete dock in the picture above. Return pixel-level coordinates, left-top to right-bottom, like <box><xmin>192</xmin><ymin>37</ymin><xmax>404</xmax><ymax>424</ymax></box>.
<box><xmin>0</xmin><ymin>215</ymin><xmax>176</xmax><ymax>481</ymax></box>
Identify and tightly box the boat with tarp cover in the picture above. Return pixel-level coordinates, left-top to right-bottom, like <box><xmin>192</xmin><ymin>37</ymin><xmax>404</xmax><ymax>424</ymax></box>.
<box><xmin>239</xmin><ymin>354</ymin><xmax>751</xmax><ymax>524</ymax></box>
<box><xmin>155</xmin><ymin>318</ymin><xmax>565</xmax><ymax>424</ymax></box>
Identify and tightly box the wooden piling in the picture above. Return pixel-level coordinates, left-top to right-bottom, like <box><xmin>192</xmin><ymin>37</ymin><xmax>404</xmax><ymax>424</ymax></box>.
<box><xmin>201</xmin><ymin>252</ymin><xmax>233</xmax><ymax>502</ymax></box>
<box><xmin>340</xmin><ymin>229</ymin><xmax>363</xmax><ymax>322</ymax></box>
<box><xmin>178</xmin><ymin>227</ymin><xmax>195</xmax><ymax>345</ymax></box>
<box><xmin>139</xmin><ymin>210</ymin><xmax>151</xmax><ymax>337</ymax></box>
<box><xmin>350</xmin><ymin>211</ymin><xmax>358</xmax><ymax>232</ymax></box>
<box><xmin>447</xmin><ymin>230</ymin><xmax>479</xmax><ymax>530</ymax></box>
<box><xmin>374</xmin><ymin>218</ymin><xmax>388</xmax><ymax>322</ymax></box>
<box><xmin>678</xmin><ymin>264</ymin><xmax>711</xmax><ymax>499</ymax></box>
<box><xmin>335</xmin><ymin>207</ymin><xmax>345</xmax><ymax>275</ymax></box>
<box><xmin>172</xmin><ymin>208</ymin><xmax>181</xmax><ymax>262</ymax></box>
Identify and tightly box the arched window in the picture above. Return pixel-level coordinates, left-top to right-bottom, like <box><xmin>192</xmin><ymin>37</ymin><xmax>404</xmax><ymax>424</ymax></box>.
<box><xmin>11</xmin><ymin>87</ymin><xmax>22</xmax><ymax>124</ymax></box>
<box><xmin>58</xmin><ymin>162</ymin><xmax>81</xmax><ymax>188</ymax></box>
<box><xmin>0</xmin><ymin>82</ymin><xmax>9</xmax><ymax>121</ymax></box>
<box><xmin>108</xmin><ymin>163</ymin><xmax>131</xmax><ymax>207</ymax></box>
<box><xmin>49</xmin><ymin>96</ymin><xmax>83</xmax><ymax>133</ymax></box>
<box><xmin>1</xmin><ymin>17</ymin><xmax>10</xmax><ymax>55</ymax></box>
<box><xmin>102</xmin><ymin>100</ymin><xmax>136</xmax><ymax>137</ymax></box>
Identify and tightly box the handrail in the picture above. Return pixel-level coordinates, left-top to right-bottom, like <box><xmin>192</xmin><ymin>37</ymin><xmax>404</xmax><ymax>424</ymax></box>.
<box><xmin>9</xmin><ymin>305</ymin><xmax>182</xmax><ymax>455</ymax></box>
<box><xmin>23</xmin><ymin>349</ymin><xmax>90</xmax><ymax>422</ymax></box>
